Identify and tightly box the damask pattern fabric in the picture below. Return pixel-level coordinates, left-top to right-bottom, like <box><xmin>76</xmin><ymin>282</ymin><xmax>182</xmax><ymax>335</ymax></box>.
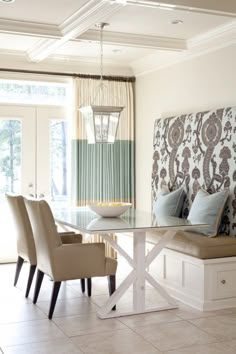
<box><xmin>152</xmin><ymin>107</ymin><xmax>236</xmax><ymax>236</ymax></box>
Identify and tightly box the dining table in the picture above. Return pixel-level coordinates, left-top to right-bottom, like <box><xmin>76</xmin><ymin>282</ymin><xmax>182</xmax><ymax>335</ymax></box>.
<box><xmin>53</xmin><ymin>206</ymin><xmax>207</xmax><ymax>319</ymax></box>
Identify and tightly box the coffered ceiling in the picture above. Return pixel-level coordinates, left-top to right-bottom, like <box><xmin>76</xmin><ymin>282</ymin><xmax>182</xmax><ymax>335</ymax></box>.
<box><xmin>0</xmin><ymin>0</ymin><xmax>235</xmax><ymax>76</ymax></box>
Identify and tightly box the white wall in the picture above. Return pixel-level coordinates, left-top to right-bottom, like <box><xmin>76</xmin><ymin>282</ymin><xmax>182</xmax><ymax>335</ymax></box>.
<box><xmin>135</xmin><ymin>45</ymin><xmax>236</xmax><ymax>212</ymax></box>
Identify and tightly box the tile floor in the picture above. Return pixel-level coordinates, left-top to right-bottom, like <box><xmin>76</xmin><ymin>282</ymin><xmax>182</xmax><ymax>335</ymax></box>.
<box><xmin>1</xmin><ymin>261</ymin><xmax>236</xmax><ymax>354</ymax></box>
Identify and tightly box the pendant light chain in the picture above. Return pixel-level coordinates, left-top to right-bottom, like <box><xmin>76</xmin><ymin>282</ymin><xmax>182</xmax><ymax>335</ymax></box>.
<box><xmin>79</xmin><ymin>21</ymin><xmax>124</xmax><ymax>144</ymax></box>
<box><xmin>100</xmin><ymin>23</ymin><xmax>104</xmax><ymax>83</ymax></box>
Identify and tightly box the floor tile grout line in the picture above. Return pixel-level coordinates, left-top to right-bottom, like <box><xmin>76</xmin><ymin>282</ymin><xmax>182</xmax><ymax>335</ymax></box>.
<box><xmin>184</xmin><ymin>317</ymin><xmax>229</xmax><ymax>343</ymax></box>
<box><xmin>130</xmin><ymin>325</ymin><xmax>164</xmax><ymax>352</ymax></box>
<box><xmin>67</xmin><ymin>327</ymin><xmax>160</xmax><ymax>353</ymax></box>
<box><xmin>130</xmin><ymin>318</ymin><xmax>228</xmax><ymax>353</ymax></box>
<box><xmin>67</xmin><ymin>326</ymin><xmax>142</xmax><ymax>338</ymax></box>
<box><xmin>0</xmin><ymin>337</ymin><xmax>69</xmax><ymax>350</ymax></box>
<box><xmin>174</xmin><ymin>308</ymin><xmax>236</xmax><ymax>322</ymax></box>
<box><xmin>51</xmin><ymin>317</ymin><xmax>72</xmax><ymax>339</ymax></box>
<box><xmin>163</xmin><ymin>339</ymin><xmax>236</xmax><ymax>353</ymax></box>
<box><xmin>116</xmin><ymin>319</ymin><xmax>163</xmax><ymax>353</ymax></box>
<box><xmin>1</xmin><ymin>338</ymin><xmax>88</xmax><ymax>354</ymax></box>
<box><xmin>0</xmin><ymin>316</ymin><xmax>58</xmax><ymax>327</ymax></box>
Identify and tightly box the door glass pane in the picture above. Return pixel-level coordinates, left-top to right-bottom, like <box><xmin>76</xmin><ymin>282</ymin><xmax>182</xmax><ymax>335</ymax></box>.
<box><xmin>0</xmin><ymin>120</ymin><xmax>21</xmax><ymax>194</ymax></box>
<box><xmin>50</xmin><ymin>120</ymin><xmax>68</xmax><ymax>204</ymax></box>
<box><xmin>0</xmin><ymin>119</ymin><xmax>21</xmax><ymax>262</ymax></box>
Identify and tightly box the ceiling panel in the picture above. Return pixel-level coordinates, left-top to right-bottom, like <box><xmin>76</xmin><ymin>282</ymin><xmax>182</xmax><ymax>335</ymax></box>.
<box><xmin>0</xmin><ymin>0</ymin><xmax>87</xmax><ymax>25</ymax></box>
<box><xmin>159</xmin><ymin>0</ymin><xmax>236</xmax><ymax>14</ymax></box>
<box><xmin>0</xmin><ymin>0</ymin><xmax>234</xmax><ymax>74</ymax></box>
<box><xmin>103</xmin><ymin>5</ymin><xmax>232</xmax><ymax>39</ymax></box>
<box><xmin>53</xmin><ymin>40</ymin><xmax>154</xmax><ymax>64</ymax></box>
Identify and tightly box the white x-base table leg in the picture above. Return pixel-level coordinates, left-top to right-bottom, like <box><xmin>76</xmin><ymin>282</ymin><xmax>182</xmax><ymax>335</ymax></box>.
<box><xmin>97</xmin><ymin>229</ymin><xmax>178</xmax><ymax>319</ymax></box>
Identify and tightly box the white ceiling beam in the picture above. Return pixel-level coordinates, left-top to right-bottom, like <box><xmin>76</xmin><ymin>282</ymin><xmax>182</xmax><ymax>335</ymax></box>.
<box><xmin>0</xmin><ymin>19</ymin><xmax>60</xmax><ymax>38</ymax></box>
<box><xmin>0</xmin><ymin>18</ymin><xmax>186</xmax><ymax>52</ymax></box>
<box><xmin>79</xmin><ymin>30</ymin><xmax>187</xmax><ymax>51</ymax></box>
<box><xmin>27</xmin><ymin>0</ymin><xmax>124</xmax><ymax>62</ymax></box>
<box><xmin>123</xmin><ymin>0</ymin><xmax>236</xmax><ymax>17</ymax></box>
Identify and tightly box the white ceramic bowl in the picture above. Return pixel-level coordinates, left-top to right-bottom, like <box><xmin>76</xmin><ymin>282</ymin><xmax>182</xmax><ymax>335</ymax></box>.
<box><xmin>88</xmin><ymin>203</ymin><xmax>132</xmax><ymax>218</ymax></box>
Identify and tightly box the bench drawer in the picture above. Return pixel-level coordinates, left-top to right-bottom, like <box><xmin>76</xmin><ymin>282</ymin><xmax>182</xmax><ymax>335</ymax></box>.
<box><xmin>210</xmin><ymin>269</ymin><xmax>236</xmax><ymax>300</ymax></box>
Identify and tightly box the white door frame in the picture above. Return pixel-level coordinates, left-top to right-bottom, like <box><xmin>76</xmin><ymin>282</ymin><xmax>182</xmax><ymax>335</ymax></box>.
<box><xmin>0</xmin><ymin>104</ymin><xmax>68</xmax><ymax>262</ymax></box>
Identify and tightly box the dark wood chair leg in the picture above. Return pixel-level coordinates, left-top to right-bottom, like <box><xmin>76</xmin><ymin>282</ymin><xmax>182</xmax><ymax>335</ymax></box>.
<box><xmin>25</xmin><ymin>265</ymin><xmax>36</xmax><ymax>298</ymax></box>
<box><xmin>14</xmin><ymin>256</ymin><xmax>24</xmax><ymax>286</ymax></box>
<box><xmin>108</xmin><ymin>275</ymin><xmax>116</xmax><ymax>311</ymax></box>
<box><xmin>48</xmin><ymin>282</ymin><xmax>61</xmax><ymax>319</ymax></box>
<box><xmin>33</xmin><ymin>270</ymin><xmax>44</xmax><ymax>304</ymax></box>
<box><xmin>87</xmin><ymin>278</ymin><xmax>92</xmax><ymax>297</ymax></box>
<box><xmin>80</xmin><ymin>278</ymin><xmax>85</xmax><ymax>293</ymax></box>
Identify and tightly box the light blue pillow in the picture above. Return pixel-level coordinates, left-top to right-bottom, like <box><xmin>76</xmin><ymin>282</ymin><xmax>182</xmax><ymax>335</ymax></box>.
<box><xmin>153</xmin><ymin>187</ymin><xmax>185</xmax><ymax>217</ymax></box>
<box><xmin>187</xmin><ymin>188</ymin><xmax>229</xmax><ymax>237</ymax></box>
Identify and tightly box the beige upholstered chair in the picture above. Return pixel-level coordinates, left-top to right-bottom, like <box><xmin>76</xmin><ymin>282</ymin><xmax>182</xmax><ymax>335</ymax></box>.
<box><xmin>5</xmin><ymin>194</ymin><xmax>83</xmax><ymax>298</ymax></box>
<box><xmin>25</xmin><ymin>198</ymin><xmax>117</xmax><ymax>319</ymax></box>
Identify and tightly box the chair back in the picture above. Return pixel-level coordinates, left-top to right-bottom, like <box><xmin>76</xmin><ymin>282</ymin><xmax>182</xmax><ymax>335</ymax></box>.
<box><xmin>5</xmin><ymin>194</ymin><xmax>37</xmax><ymax>265</ymax></box>
<box><xmin>24</xmin><ymin>199</ymin><xmax>62</xmax><ymax>276</ymax></box>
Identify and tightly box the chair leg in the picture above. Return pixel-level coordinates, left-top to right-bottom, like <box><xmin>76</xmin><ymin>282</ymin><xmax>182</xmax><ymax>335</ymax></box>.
<box><xmin>25</xmin><ymin>265</ymin><xmax>36</xmax><ymax>298</ymax></box>
<box><xmin>80</xmin><ymin>278</ymin><xmax>85</xmax><ymax>293</ymax></box>
<box><xmin>108</xmin><ymin>275</ymin><xmax>116</xmax><ymax>311</ymax></box>
<box><xmin>14</xmin><ymin>256</ymin><xmax>24</xmax><ymax>286</ymax></box>
<box><xmin>33</xmin><ymin>270</ymin><xmax>44</xmax><ymax>304</ymax></box>
<box><xmin>87</xmin><ymin>278</ymin><xmax>92</xmax><ymax>297</ymax></box>
<box><xmin>48</xmin><ymin>282</ymin><xmax>61</xmax><ymax>319</ymax></box>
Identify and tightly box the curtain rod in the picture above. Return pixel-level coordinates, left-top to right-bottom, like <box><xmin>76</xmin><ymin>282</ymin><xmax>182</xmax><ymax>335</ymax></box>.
<box><xmin>0</xmin><ymin>68</ymin><xmax>136</xmax><ymax>83</ymax></box>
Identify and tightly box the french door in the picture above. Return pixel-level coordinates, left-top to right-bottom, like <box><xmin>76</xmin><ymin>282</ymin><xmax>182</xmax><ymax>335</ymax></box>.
<box><xmin>0</xmin><ymin>105</ymin><xmax>69</xmax><ymax>262</ymax></box>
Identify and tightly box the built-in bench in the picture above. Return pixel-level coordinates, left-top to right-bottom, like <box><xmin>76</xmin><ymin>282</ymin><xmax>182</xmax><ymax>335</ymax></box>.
<box><xmin>151</xmin><ymin>106</ymin><xmax>236</xmax><ymax>310</ymax></box>
<box><xmin>148</xmin><ymin>231</ymin><xmax>236</xmax><ymax>259</ymax></box>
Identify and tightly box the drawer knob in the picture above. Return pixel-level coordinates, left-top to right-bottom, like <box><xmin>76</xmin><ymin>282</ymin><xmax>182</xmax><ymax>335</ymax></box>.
<box><xmin>221</xmin><ymin>280</ymin><xmax>226</xmax><ymax>284</ymax></box>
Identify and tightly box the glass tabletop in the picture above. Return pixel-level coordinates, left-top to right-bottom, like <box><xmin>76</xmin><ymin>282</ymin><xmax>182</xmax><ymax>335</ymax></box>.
<box><xmin>53</xmin><ymin>206</ymin><xmax>207</xmax><ymax>234</ymax></box>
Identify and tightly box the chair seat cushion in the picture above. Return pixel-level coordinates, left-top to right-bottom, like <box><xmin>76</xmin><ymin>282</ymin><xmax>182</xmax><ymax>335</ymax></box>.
<box><xmin>147</xmin><ymin>231</ymin><xmax>236</xmax><ymax>259</ymax></box>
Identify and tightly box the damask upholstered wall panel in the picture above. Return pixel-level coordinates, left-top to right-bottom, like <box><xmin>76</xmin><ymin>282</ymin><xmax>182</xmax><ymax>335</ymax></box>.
<box><xmin>152</xmin><ymin>107</ymin><xmax>236</xmax><ymax>236</ymax></box>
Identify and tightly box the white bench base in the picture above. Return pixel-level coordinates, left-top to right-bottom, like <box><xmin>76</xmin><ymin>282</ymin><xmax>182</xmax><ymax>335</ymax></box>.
<box><xmin>150</xmin><ymin>248</ymin><xmax>236</xmax><ymax>311</ymax></box>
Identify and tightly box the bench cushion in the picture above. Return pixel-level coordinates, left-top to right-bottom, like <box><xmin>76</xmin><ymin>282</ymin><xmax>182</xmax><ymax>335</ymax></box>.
<box><xmin>147</xmin><ymin>231</ymin><xmax>236</xmax><ymax>259</ymax></box>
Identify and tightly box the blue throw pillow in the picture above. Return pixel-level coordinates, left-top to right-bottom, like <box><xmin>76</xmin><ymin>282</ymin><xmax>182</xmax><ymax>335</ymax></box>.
<box><xmin>153</xmin><ymin>187</ymin><xmax>185</xmax><ymax>217</ymax></box>
<box><xmin>187</xmin><ymin>188</ymin><xmax>229</xmax><ymax>237</ymax></box>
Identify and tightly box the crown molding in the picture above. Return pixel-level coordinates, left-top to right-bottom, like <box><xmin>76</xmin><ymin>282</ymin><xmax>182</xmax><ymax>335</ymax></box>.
<box><xmin>27</xmin><ymin>0</ymin><xmax>123</xmax><ymax>62</ymax></box>
<box><xmin>0</xmin><ymin>50</ymin><xmax>132</xmax><ymax>76</ymax></box>
<box><xmin>188</xmin><ymin>20</ymin><xmax>236</xmax><ymax>48</ymax></box>
<box><xmin>49</xmin><ymin>52</ymin><xmax>126</xmax><ymax>66</ymax></box>
<box><xmin>0</xmin><ymin>48</ymin><xmax>26</xmax><ymax>57</ymax></box>
<box><xmin>0</xmin><ymin>19</ymin><xmax>60</xmax><ymax>38</ymax></box>
<box><xmin>131</xmin><ymin>20</ymin><xmax>236</xmax><ymax>76</ymax></box>
<box><xmin>79</xmin><ymin>30</ymin><xmax>187</xmax><ymax>51</ymax></box>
